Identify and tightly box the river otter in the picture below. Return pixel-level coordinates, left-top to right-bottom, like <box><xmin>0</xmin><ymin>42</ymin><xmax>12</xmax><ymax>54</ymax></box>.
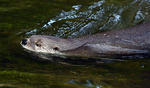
<box><xmin>21</xmin><ymin>22</ymin><xmax>150</xmax><ymax>59</ymax></box>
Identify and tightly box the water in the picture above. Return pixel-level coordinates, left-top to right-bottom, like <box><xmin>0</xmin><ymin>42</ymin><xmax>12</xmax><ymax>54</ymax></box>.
<box><xmin>0</xmin><ymin>0</ymin><xmax>150</xmax><ymax>88</ymax></box>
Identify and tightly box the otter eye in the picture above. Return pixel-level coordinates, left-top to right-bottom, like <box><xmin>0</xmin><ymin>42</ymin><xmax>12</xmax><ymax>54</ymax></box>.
<box><xmin>53</xmin><ymin>47</ymin><xmax>59</xmax><ymax>51</ymax></box>
<box><xmin>35</xmin><ymin>39</ymin><xmax>42</xmax><ymax>47</ymax></box>
<box><xmin>36</xmin><ymin>43</ymin><xmax>41</xmax><ymax>47</ymax></box>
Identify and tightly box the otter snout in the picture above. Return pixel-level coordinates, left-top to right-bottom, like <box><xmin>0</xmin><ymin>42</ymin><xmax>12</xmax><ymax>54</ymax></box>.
<box><xmin>21</xmin><ymin>39</ymin><xmax>27</xmax><ymax>45</ymax></box>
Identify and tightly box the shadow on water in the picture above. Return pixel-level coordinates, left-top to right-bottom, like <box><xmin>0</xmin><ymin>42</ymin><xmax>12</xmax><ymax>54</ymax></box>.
<box><xmin>0</xmin><ymin>0</ymin><xmax>150</xmax><ymax>88</ymax></box>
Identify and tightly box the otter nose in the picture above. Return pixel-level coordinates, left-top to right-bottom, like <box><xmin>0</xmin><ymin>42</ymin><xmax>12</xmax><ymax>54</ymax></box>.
<box><xmin>21</xmin><ymin>39</ymin><xmax>27</xmax><ymax>45</ymax></box>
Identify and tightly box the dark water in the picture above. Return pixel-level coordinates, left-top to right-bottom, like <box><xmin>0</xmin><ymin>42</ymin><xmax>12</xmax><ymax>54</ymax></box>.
<box><xmin>0</xmin><ymin>0</ymin><xmax>150</xmax><ymax>88</ymax></box>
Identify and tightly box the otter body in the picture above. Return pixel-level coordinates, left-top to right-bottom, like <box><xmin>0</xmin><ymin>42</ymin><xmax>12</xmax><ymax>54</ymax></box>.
<box><xmin>21</xmin><ymin>22</ymin><xmax>150</xmax><ymax>59</ymax></box>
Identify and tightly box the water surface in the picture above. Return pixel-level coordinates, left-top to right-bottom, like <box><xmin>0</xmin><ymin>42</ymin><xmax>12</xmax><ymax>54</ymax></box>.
<box><xmin>0</xmin><ymin>0</ymin><xmax>150</xmax><ymax>88</ymax></box>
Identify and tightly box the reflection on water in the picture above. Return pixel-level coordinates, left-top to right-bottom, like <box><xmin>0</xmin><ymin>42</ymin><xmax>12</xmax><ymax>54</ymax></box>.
<box><xmin>0</xmin><ymin>0</ymin><xmax>150</xmax><ymax>88</ymax></box>
<box><xmin>25</xmin><ymin>0</ymin><xmax>150</xmax><ymax>38</ymax></box>
<box><xmin>67</xmin><ymin>80</ymin><xmax>103</xmax><ymax>88</ymax></box>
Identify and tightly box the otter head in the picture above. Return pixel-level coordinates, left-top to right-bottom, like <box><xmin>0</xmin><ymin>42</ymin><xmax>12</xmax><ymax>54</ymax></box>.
<box><xmin>21</xmin><ymin>35</ymin><xmax>86</xmax><ymax>55</ymax></box>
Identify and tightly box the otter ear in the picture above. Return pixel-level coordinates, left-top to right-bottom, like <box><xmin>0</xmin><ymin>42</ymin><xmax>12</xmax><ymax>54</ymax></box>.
<box><xmin>52</xmin><ymin>46</ymin><xmax>59</xmax><ymax>51</ymax></box>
